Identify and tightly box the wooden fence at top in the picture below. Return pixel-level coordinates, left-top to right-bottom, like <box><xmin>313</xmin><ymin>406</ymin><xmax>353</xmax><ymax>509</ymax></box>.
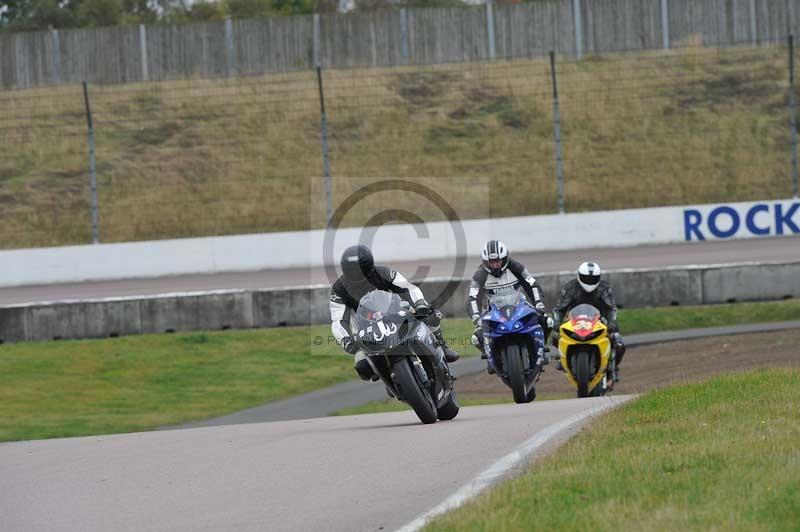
<box><xmin>1</xmin><ymin>0</ymin><xmax>799</xmax><ymax>89</ymax></box>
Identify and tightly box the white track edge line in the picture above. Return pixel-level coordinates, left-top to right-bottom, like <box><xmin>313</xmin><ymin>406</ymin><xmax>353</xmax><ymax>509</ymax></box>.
<box><xmin>393</xmin><ymin>396</ymin><xmax>633</xmax><ymax>532</ymax></box>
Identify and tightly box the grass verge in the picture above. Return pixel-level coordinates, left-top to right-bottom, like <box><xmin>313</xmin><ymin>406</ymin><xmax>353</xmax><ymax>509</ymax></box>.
<box><xmin>425</xmin><ymin>368</ymin><xmax>800</xmax><ymax>532</ymax></box>
<box><xmin>2</xmin><ymin>45</ymin><xmax>794</xmax><ymax>248</ymax></box>
<box><xmin>0</xmin><ymin>299</ymin><xmax>798</xmax><ymax>442</ymax></box>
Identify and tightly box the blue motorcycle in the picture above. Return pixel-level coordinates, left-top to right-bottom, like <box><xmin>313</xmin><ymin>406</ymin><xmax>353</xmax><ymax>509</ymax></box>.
<box><xmin>481</xmin><ymin>291</ymin><xmax>546</xmax><ymax>403</ymax></box>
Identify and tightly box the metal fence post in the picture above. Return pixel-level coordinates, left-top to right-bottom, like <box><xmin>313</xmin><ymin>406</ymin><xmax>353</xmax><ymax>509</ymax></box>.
<box><xmin>572</xmin><ymin>0</ymin><xmax>583</xmax><ymax>59</ymax></box>
<box><xmin>400</xmin><ymin>8</ymin><xmax>409</xmax><ymax>65</ymax></box>
<box><xmin>50</xmin><ymin>29</ymin><xmax>61</xmax><ymax>84</ymax></box>
<box><xmin>139</xmin><ymin>24</ymin><xmax>149</xmax><ymax>81</ymax></box>
<box><xmin>486</xmin><ymin>1</ymin><xmax>496</xmax><ymax>60</ymax></box>
<box><xmin>224</xmin><ymin>17</ymin><xmax>235</xmax><ymax>76</ymax></box>
<box><xmin>749</xmin><ymin>0</ymin><xmax>758</xmax><ymax>44</ymax></box>
<box><xmin>549</xmin><ymin>52</ymin><xmax>566</xmax><ymax>214</ymax></box>
<box><xmin>661</xmin><ymin>0</ymin><xmax>670</xmax><ymax>49</ymax></box>
<box><xmin>316</xmin><ymin>66</ymin><xmax>333</xmax><ymax>225</ymax></box>
<box><xmin>789</xmin><ymin>35</ymin><xmax>799</xmax><ymax>198</ymax></box>
<box><xmin>82</xmin><ymin>81</ymin><xmax>100</xmax><ymax>244</ymax></box>
<box><xmin>313</xmin><ymin>14</ymin><xmax>321</xmax><ymax>68</ymax></box>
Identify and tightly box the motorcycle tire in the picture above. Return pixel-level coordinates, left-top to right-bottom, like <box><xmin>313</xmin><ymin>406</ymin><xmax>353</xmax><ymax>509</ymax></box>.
<box><xmin>505</xmin><ymin>344</ymin><xmax>530</xmax><ymax>404</ymax></box>
<box><xmin>394</xmin><ymin>358</ymin><xmax>438</xmax><ymax>424</ymax></box>
<box><xmin>575</xmin><ymin>350</ymin><xmax>592</xmax><ymax>398</ymax></box>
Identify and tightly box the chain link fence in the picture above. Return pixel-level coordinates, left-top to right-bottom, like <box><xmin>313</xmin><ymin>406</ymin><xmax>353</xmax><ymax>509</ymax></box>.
<box><xmin>1</xmin><ymin>38</ymin><xmax>798</xmax><ymax>249</ymax></box>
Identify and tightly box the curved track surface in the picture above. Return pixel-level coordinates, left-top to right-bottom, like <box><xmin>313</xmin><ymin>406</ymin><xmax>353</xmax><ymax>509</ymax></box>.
<box><xmin>0</xmin><ymin>397</ymin><xmax>630</xmax><ymax>532</ymax></box>
<box><xmin>2</xmin><ymin>237</ymin><xmax>799</xmax><ymax>305</ymax></box>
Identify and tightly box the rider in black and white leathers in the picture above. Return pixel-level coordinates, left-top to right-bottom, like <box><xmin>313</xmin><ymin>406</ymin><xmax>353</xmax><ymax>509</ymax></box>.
<box><xmin>467</xmin><ymin>241</ymin><xmax>551</xmax><ymax>364</ymax></box>
<box><xmin>330</xmin><ymin>244</ymin><xmax>459</xmax><ymax>381</ymax></box>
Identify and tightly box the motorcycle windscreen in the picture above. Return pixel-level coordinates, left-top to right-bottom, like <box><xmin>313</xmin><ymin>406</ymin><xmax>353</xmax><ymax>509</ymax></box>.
<box><xmin>567</xmin><ymin>304</ymin><xmax>602</xmax><ymax>338</ymax></box>
<box><xmin>356</xmin><ymin>290</ymin><xmax>404</xmax><ymax>322</ymax></box>
<box><xmin>486</xmin><ymin>289</ymin><xmax>529</xmax><ymax>311</ymax></box>
<box><xmin>355</xmin><ymin>290</ymin><xmax>413</xmax><ymax>351</ymax></box>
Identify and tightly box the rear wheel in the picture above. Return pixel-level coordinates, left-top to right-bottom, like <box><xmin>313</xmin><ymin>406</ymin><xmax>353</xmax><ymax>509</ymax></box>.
<box><xmin>394</xmin><ymin>358</ymin><xmax>437</xmax><ymax>424</ymax></box>
<box><xmin>574</xmin><ymin>350</ymin><xmax>592</xmax><ymax>398</ymax></box>
<box><xmin>437</xmin><ymin>389</ymin><xmax>460</xmax><ymax>421</ymax></box>
<box><xmin>504</xmin><ymin>344</ymin><xmax>529</xmax><ymax>404</ymax></box>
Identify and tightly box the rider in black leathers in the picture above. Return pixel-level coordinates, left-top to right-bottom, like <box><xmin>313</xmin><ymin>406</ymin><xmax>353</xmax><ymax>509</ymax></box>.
<box><xmin>552</xmin><ymin>261</ymin><xmax>627</xmax><ymax>381</ymax></box>
<box><xmin>329</xmin><ymin>244</ymin><xmax>459</xmax><ymax>381</ymax></box>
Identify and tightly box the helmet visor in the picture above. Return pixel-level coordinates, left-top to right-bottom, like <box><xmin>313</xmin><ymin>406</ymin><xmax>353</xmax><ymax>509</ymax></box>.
<box><xmin>488</xmin><ymin>258</ymin><xmax>503</xmax><ymax>271</ymax></box>
<box><xmin>578</xmin><ymin>273</ymin><xmax>600</xmax><ymax>287</ymax></box>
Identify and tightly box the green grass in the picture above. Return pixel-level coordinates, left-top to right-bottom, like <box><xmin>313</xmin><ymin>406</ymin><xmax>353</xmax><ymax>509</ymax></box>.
<box><xmin>0</xmin><ymin>299</ymin><xmax>798</xmax><ymax>442</ymax></box>
<box><xmin>1</xmin><ymin>44</ymin><xmax>794</xmax><ymax>248</ymax></box>
<box><xmin>617</xmin><ymin>298</ymin><xmax>800</xmax><ymax>334</ymax></box>
<box><xmin>425</xmin><ymin>368</ymin><xmax>800</xmax><ymax>532</ymax></box>
<box><xmin>0</xmin><ymin>326</ymin><xmax>350</xmax><ymax>442</ymax></box>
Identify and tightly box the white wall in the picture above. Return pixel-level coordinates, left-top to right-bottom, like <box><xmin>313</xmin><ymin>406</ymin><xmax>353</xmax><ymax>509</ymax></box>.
<box><xmin>3</xmin><ymin>198</ymin><xmax>798</xmax><ymax>288</ymax></box>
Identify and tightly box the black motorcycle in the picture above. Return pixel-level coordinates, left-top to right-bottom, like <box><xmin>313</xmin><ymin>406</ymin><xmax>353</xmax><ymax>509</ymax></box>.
<box><xmin>355</xmin><ymin>290</ymin><xmax>459</xmax><ymax>424</ymax></box>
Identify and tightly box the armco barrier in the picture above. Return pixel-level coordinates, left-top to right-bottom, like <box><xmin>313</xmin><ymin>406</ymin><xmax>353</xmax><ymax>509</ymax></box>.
<box><xmin>1</xmin><ymin>198</ymin><xmax>797</xmax><ymax>289</ymax></box>
<box><xmin>253</xmin><ymin>287</ymin><xmax>330</xmax><ymax>328</ymax></box>
<box><xmin>701</xmin><ymin>263</ymin><xmax>800</xmax><ymax>304</ymax></box>
<box><xmin>0</xmin><ymin>262</ymin><xmax>797</xmax><ymax>344</ymax></box>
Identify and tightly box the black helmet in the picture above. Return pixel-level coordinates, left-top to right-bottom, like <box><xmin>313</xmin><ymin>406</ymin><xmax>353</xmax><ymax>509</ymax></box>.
<box><xmin>340</xmin><ymin>245</ymin><xmax>375</xmax><ymax>281</ymax></box>
<box><xmin>481</xmin><ymin>240</ymin><xmax>509</xmax><ymax>277</ymax></box>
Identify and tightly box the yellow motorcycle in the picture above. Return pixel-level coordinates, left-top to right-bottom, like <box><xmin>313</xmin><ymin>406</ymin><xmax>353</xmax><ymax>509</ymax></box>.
<box><xmin>556</xmin><ymin>304</ymin><xmax>614</xmax><ymax>398</ymax></box>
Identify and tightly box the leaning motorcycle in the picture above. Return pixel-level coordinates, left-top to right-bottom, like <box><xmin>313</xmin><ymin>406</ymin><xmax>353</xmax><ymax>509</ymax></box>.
<box><xmin>355</xmin><ymin>290</ymin><xmax>459</xmax><ymax>424</ymax></box>
<box><xmin>556</xmin><ymin>304</ymin><xmax>614</xmax><ymax>398</ymax></box>
<box><xmin>481</xmin><ymin>291</ymin><xmax>547</xmax><ymax>404</ymax></box>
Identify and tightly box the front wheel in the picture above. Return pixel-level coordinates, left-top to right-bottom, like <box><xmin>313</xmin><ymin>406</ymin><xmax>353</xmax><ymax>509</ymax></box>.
<box><xmin>574</xmin><ymin>350</ymin><xmax>592</xmax><ymax>398</ymax></box>
<box><xmin>504</xmin><ymin>344</ymin><xmax>530</xmax><ymax>404</ymax></box>
<box><xmin>393</xmin><ymin>358</ymin><xmax>438</xmax><ymax>424</ymax></box>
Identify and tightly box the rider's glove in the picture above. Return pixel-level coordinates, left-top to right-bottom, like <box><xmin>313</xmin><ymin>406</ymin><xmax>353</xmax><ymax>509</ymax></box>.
<box><xmin>341</xmin><ymin>336</ymin><xmax>359</xmax><ymax>355</ymax></box>
<box><xmin>414</xmin><ymin>299</ymin><xmax>431</xmax><ymax>319</ymax></box>
<box><xmin>471</xmin><ymin>314</ymin><xmax>482</xmax><ymax>327</ymax></box>
<box><xmin>534</xmin><ymin>302</ymin><xmax>546</xmax><ymax>314</ymax></box>
<box><xmin>471</xmin><ymin>327</ymin><xmax>483</xmax><ymax>347</ymax></box>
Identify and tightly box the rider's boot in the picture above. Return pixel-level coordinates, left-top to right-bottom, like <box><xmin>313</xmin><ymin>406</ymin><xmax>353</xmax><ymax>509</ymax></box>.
<box><xmin>433</xmin><ymin>328</ymin><xmax>459</xmax><ymax>363</ymax></box>
<box><xmin>555</xmin><ymin>359</ymin><xmax>565</xmax><ymax>372</ymax></box>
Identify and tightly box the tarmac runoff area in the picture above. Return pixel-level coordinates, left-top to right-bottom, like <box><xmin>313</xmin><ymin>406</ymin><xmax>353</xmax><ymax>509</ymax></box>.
<box><xmin>1</xmin><ymin>236</ymin><xmax>798</xmax><ymax>305</ymax></box>
<box><xmin>0</xmin><ymin>396</ymin><xmax>632</xmax><ymax>532</ymax></box>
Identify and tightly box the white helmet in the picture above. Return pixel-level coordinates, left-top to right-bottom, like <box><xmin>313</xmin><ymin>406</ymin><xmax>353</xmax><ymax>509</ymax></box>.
<box><xmin>481</xmin><ymin>240</ymin><xmax>509</xmax><ymax>277</ymax></box>
<box><xmin>577</xmin><ymin>261</ymin><xmax>602</xmax><ymax>293</ymax></box>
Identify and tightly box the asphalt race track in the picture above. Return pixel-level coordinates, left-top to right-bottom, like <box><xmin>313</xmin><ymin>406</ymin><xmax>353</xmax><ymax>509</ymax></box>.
<box><xmin>2</xmin><ymin>237</ymin><xmax>799</xmax><ymax>305</ymax></box>
<box><xmin>0</xmin><ymin>397</ymin><xmax>631</xmax><ymax>532</ymax></box>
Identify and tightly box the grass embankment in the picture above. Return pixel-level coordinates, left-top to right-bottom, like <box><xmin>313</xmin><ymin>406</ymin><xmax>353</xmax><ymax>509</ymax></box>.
<box><xmin>425</xmin><ymin>368</ymin><xmax>800</xmax><ymax>531</ymax></box>
<box><xmin>1</xmin><ymin>299</ymin><xmax>798</xmax><ymax>442</ymax></box>
<box><xmin>1</xmin><ymin>44</ymin><xmax>793</xmax><ymax>248</ymax></box>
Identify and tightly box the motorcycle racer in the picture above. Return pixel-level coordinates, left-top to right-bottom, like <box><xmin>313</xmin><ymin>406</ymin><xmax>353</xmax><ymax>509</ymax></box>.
<box><xmin>552</xmin><ymin>261</ymin><xmax>626</xmax><ymax>382</ymax></box>
<box><xmin>467</xmin><ymin>240</ymin><xmax>551</xmax><ymax>372</ymax></box>
<box><xmin>330</xmin><ymin>244</ymin><xmax>459</xmax><ymax>381</ymax></box>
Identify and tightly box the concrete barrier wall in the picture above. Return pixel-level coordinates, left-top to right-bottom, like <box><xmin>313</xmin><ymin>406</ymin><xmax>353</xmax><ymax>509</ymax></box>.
<box><xmin>1</xmin><ymin>262</ymin><xmax>798</xmax><ymax>344</ymax></box>
<box><xmin>2</xmin><ymin>198</ymin><xmax>798</xmax><ymax>289</ymax></box>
